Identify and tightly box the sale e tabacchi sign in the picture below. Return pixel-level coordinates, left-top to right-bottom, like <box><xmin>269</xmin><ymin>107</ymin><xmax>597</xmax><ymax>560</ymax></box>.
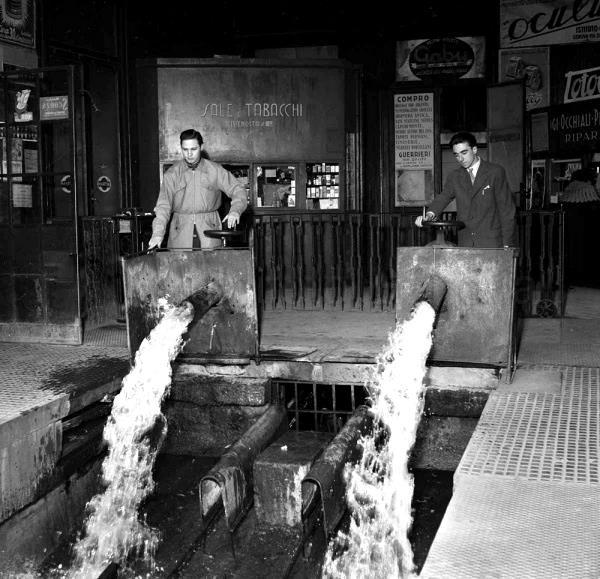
<box><xmin>500</xmin><ymin>0</ymin><xmax>600</xmax><ymax>47</ymax></box>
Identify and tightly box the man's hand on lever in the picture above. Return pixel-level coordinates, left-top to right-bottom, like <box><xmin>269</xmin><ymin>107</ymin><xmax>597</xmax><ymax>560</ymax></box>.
<box><xmin>222</xmin><ymin>211</ymin><xmax>240</xmax><ymax>230</ymax></box>
<box><xmin>147</xmin><ymin>236</ymin><xmax>163</xmax><ymax>251</ymax></box>
<box><xmin>415</xmin><ymin>211</ymin><xmax>436</xmax><ymax>227</ymax></box>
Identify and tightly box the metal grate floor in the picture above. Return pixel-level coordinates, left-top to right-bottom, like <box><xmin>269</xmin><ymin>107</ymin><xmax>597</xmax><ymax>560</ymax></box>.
<box><xmin>422</xmin><ymin>364</ymin><xmax>600</xmax><ymax>578</ymax></box>
<box><xmin>420</xmin><ymin>477</ymin><xmax>600</xmax><ymax>579</ymax></box>
<box><xmin>0</xmin><ymin>341</ymin><xmax>129</xmax><ymax>425</ymax></box>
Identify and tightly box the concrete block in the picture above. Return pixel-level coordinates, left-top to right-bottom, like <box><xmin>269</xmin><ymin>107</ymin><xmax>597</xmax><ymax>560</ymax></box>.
<box><xmin>253</xmin><ymin>430</ymin><xmax>332</xmax><ymax>527</ymax></box>
<box><xmin>0</xmin><ymin>420</ymin><xmax>62</xmax><ymax>523</ymax></box>
<box><xmin>170</xmin><ymin>374</ymin><xmax>270</xmax><ymax>406</ymax></box>
<box><xmin>412</xmin><ymin>416</ymin><xmax>478</xmax><ymax>471</ymax></box>
<box><xmin>162</xmin><ymin>403</ymin><xmax>269</xmax><ymax>454</ymax></box>
<box><xmin>0</xmin><ymin>459</ymin><xmax>101</xmax><ymax>574</ymax></box>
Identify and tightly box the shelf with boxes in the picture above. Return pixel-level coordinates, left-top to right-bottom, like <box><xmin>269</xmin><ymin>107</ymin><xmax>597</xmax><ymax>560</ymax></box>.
<box><xmin>306</xmin><ymin>162</ymin><xmax>340</xmax><ymax>210</ymax></box>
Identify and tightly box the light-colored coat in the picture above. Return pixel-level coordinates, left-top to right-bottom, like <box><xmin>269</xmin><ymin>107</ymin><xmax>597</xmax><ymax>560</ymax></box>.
<box><xmin>152</xmin><ymin>158</ymin><xmax>248</xmax><ymax>249</ymax></box>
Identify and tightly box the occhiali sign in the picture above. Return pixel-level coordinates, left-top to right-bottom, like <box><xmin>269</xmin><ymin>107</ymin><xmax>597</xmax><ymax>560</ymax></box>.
<box><xmin>500</xmin><ymin>0</ymin><xmax>600</xmax><ymax>48</ymax></box>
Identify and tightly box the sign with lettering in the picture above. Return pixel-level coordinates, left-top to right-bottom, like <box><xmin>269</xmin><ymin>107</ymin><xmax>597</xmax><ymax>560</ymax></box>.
<box><xmin>500</xmin><ymin>0</ymin><xmax>600</xmax><ymax>48</ymax></box>
<box><xmin>157</xmin><ymin>65</ymin><xmax>345</xmax><ymax>163</ymax></box>
<box><xmin>394</xmin><ymin>93</ymin><xmax>434</xmax><ymax>206</ymax></box>
<box><xmin>40</xmin><ymin>96</ymin><xmax>69</xmax><ymax>120</ymax></box>
<box><xmin>564</xmin><ymin>65</ymin><xmax>600</xmax><ymax>103</ymax></box>
<box><xmin>396</xmin><ymin>37</ymin><xmax>485</xmax><ymax>81</ymax></box>
<box><xmin>549</xmin><ymin>101</ymin><xmax>600</xmax><ymax>153</ymax></box>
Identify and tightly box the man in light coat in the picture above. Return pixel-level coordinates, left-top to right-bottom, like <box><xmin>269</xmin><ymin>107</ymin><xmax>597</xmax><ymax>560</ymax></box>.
<box><xmin>148</xmin><ymin>129</ymin><xmax>248</xmax><ymax>250</ymax></box>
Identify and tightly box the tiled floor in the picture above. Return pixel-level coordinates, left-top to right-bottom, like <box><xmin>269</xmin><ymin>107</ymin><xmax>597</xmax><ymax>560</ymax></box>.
<box><xmin>421</xmin><ymin>290</ymin><xmax>600</xmax><ymax>579</ymax></box>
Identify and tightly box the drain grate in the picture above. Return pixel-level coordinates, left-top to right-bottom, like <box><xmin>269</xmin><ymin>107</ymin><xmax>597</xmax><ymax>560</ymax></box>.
<box><xmin>457</xmin><ymin>388</ymin><xmax>599</xmax><ymax>484</ymax></box>
<box><xmin>272</xmin><ymin>380</ymin><xmax>370</xmax><ymax>434</ymax></box>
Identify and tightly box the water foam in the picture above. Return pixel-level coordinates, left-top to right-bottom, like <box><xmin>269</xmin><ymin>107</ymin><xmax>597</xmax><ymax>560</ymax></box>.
<box><xmin>322</xmin><ymin>301</ymin><xmax>435</xmax><ymax>578</ymax></box>
<box><xmin>67</xmin><ymin>298</ymin><xmax>193</xmax><ymax>578</ymax></box>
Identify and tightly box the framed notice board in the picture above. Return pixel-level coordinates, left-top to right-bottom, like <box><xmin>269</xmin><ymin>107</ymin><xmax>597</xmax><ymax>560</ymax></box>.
<box><xmin>393</xmin><ymin>92</ymin><xmax>435</xmax><ymax>207</ymax></box>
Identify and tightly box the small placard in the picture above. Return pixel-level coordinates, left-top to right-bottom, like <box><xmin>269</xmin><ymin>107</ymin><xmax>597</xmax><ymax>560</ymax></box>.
<box><xmin>12</xmin><ymin>183</ymin><xmax>32</xmax><ymax>208</ymax></box>
<box><xmin>40</xmin><ymin>95</ymin><xmax>69</xmax><ymax>120</ymax></box>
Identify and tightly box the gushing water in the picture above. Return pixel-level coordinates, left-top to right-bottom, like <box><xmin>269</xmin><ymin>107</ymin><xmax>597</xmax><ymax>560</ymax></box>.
<box><xmin>322</xmin><ymin>301</ymin><xmax>435</xmax><ymax>579</ymax></box>
<box><xmin>67</xmin><ymin>298</ymin><xmax>194</xmax><ymax>578</ymax></box>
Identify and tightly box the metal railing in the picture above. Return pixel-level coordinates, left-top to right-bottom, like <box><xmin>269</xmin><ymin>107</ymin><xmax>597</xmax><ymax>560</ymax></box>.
<box><xmin>252</xmin><ymin>209</ymin><xmax>564</xmax><ymax>317</ymax></box>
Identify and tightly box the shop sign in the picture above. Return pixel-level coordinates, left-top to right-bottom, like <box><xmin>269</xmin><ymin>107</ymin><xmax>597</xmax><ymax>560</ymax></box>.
<box><xmin>499</xmin><ymin>47</ymin><xmax>550</xmax><ymax>110</ymax></box>
<box><xmin>97</xmin><ymin>175</ymin><xmax>111</xmax><ymax>193</ymax></box>
<box><xmin>549</xmin><ymin>101</ymin><xmax>600</xmax><ymax>152</ymax></box>
<box><xmin>396</xmin><ymin>37</ymin><xmax>485</xmax><ymax>81</ymax></box>
<box><xmin>564</xmin><ymin>65</ymin><xmax>600</xmax><ymax>103</ymax></box>
<box><xmin>500</xmin><ymin>0</ymin><xmax>600</xmax><ymax>48</ymax></box>
<box><xmin>40</xmin><ymin>96</ymin><xmax>69</xmax><ymax>120</ymax></box>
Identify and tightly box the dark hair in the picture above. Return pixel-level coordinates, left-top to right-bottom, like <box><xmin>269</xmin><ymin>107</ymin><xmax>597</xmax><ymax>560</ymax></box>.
<box><xmin>180</xmin><ymin>129</ymin><xmax>203</xmax><ymax>146</ymax></box>
<box><xmin>449</xmin><ymin>131</ymin><xmax>477</xmax><ymax>148</ymax></box>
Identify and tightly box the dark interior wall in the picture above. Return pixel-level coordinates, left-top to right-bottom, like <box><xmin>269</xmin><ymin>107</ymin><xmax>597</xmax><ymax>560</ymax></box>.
<box><xmin>40</xmin><ymin>0</ymin><xmax>125</xmax><ymax>216</ymax></box>
<box><xmin>135</xmin><ymin>59</ymin><xmax>349</xmax><ymax>212</ymax></box>
<box><xmin>133</xmin><ymin>62</ymin><xmax>159</xmax><ymax>211</ymax></box>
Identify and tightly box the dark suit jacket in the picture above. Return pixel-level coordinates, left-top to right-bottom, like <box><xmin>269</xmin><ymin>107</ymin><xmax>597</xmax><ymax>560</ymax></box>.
<box><xmin>428</xmin><ymin>159</ymin><xmax>518</xmax><ymax>248</ymax></box>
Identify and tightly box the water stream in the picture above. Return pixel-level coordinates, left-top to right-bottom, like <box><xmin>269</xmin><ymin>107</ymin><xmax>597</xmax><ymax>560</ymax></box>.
<box><xmin>66</xmin><ymin>298</ymin><xmax>194</xmax><ymax>578</ymax></box>
<box><xmin>322</xmin><ymin>301</ymin><xmax>435</xmax><ymax>578</ymax></box>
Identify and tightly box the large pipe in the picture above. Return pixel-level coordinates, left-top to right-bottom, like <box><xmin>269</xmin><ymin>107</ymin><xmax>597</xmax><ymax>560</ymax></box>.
<box><xmin>414</xmin><ymin>273</ymin><xmax>447</xmax><ymax>323</ymax></box>
<box><xmin>199</xmin><ymin>404</ymin><xmax>288</xmax><ymax>533</ymax></box>
<box><xmin>180</xmin><ymin>281</ymin><xmax>224</xmax><ymax>327</ymax></box>
<box><xmin>301</xmin><ymin>405</ymin><xmax>374</xmax><ymax>541</ymax></box>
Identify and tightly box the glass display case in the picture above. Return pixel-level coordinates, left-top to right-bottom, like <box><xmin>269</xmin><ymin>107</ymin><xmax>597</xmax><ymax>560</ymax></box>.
<box><xmin>255</xmin><ymin>164</ymin><xmax>296</xmax><ymax>208</ymax></box>
<box><xmin>305</xmin><ymin>162</ymin><xmax>340</xmax><ymax>210</ymax></box>
<box><xmin>251</xmin><ymin>161</ymin><xmax>341</xmax><ymax>211</ymax></box>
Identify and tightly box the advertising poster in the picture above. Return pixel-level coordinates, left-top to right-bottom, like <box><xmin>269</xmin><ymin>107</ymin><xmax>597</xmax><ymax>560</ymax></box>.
<box><xmin>393</xmin><ymin>93</ymin><xmax>434</xmax><ymax>206</ymax></box>
<box><xmin>396</xmin><ymin>37</ymin><xmax>485</xmax><ymax>81</ymax></box>
<box><xmin>499</xmin><ymin>47</ymin><xmax>550</xmax><ymax>110</ymax></box>
<box><xmin>500</xmin><ymin>0</ymin><xmax>600</xmax><ymax>48</ymax></box>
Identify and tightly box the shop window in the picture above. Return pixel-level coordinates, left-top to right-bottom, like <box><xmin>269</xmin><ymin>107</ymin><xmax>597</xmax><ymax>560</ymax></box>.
<box><xmin>306</xmin><ymin>162</ymin><xmax>340</xmax><ymax>210</ymax></box>
<box><xmin>255</xmin><ymin>164</ymin><xmax>296</xmax><ymax>208</ymax></box>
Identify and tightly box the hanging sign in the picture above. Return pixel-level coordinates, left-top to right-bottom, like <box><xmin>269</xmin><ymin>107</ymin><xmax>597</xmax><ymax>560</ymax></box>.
<box><xmin>396</xmin><ymin>37</ymin><xmax>486</xmax><ymax>81</ymax></box>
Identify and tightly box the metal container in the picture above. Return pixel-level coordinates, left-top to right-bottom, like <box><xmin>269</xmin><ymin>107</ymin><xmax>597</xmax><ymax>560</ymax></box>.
<box><xmin>121</xmin><ymin>248</ymin><xmax>259</xmax><ymax>363</ymax></box>
<box><xmin>396</xmin><ymin>247</ymin><xmax>518</xmax><ymax>378</ymax></box>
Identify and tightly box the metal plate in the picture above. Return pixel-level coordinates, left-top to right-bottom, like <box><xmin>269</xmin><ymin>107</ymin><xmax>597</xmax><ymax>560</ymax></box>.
<box><xmin>121</xmin><ymin>248</ymin><xmax>259</xmax><ymax>362</ymax></box>
<box><xmin>396</xmin><ymin>247</ymin><xmax>518</xmax><ymax>367</ymax></box>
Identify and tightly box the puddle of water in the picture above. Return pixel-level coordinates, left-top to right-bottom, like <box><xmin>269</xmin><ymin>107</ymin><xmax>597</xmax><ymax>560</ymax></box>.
<box><xmin>322</xmin><ymin>301</ymin><xmax>435</xmax><ymax>578</ymax></box>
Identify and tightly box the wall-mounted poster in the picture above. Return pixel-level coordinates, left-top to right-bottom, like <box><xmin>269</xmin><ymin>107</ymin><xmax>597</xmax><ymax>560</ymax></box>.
<box><xmin>396</xmin><ymin>37</ymin><xmax>485</xmax><ymax>82</ymax></box>
<box><xmin>0</xmin><ymin>0</ymin><xmax>35</xmax><ymax>48</ymax></box>
<box><xmin>393</xmin><ymin>93</ymin><xmax>434</xmax><ymax>207</ymax></box>
<box><xmin>499</xmin><ymin>47</ymin><xmax>550</xmax><ymax>110</ymax></box>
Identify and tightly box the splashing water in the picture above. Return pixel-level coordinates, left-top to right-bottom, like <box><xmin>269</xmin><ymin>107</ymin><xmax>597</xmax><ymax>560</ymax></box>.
<box><xmin>67</xmin><ymin>298</ymin><xmax>194</xmax><ymax>578</ymax></box>
<box><xmin>322</xmin><ymin>301</ymin><xmax>435</xmax><ymax>579</ymax></box>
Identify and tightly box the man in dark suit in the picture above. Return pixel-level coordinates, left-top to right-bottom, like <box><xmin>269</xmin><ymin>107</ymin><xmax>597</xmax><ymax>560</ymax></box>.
<box><xmin>415</xmin><ymin>132</ymin><xmax>517</xmax><ymax>248</ymax></box>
